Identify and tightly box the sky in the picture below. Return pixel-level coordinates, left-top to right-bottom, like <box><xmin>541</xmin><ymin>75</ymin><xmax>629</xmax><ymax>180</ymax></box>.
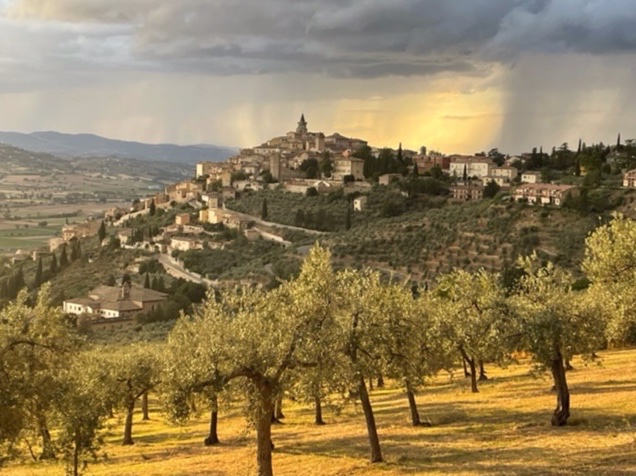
<box><xmin>0</xmin><ymin>0</ymin><xmax>635</xmax><ymax>154</ymax></box>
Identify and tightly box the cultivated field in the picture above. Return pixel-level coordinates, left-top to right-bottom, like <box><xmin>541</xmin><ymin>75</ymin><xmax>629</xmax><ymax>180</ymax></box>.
<box><xmin>7</xmin><ymin>348</ymin><xmax>636</xmax><ymax>476</ymax></box>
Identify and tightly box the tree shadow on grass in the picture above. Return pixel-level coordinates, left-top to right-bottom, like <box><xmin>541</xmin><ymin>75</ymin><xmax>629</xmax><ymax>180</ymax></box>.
<box><xmin>274</xmin><ymin>405</ymin><xmax>636</xmax><ymax>475</ymax></box>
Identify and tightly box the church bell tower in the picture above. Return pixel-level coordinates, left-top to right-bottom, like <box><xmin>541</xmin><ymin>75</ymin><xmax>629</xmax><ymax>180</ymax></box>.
<box><xmin>296</xmin><ymin>113</ymin><xmax>308</xmax><ymax>135</ymax></box>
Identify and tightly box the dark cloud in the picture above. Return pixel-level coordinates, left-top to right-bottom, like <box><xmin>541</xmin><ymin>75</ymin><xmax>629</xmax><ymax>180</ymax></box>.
<box><xmin>5</xmin><ymin>0</ymin><xmax>635</xmax><ymax>80</ymax></box>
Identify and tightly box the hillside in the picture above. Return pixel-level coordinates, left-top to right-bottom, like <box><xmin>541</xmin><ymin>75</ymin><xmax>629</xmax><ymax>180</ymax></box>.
<box><xmin>226</xmin><ymin>186</ymin><xmax>636</xmax><ymax>284</ymax></box>
<box><xmin>6</xmin><ymin>348</ymin><xmax>636</xmax><ymax>476</ymax></box>
<box><xmin>0</xmin><ymin>131</ymin><xmax>237</xmax><ymax>165</ymax></box>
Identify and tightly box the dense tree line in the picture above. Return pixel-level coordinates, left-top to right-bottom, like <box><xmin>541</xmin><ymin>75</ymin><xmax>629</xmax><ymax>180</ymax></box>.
<box><xmin>2</xmin><ymin>215</ymin><xmax>636</xmax><ymax>475</ymax></box>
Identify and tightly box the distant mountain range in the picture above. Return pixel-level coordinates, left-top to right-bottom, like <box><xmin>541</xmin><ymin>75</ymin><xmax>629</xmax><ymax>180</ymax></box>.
<box><xmin>0</xmin><ymin>131</ymin><xmax>237</xmax><ymax>165</ymax></box>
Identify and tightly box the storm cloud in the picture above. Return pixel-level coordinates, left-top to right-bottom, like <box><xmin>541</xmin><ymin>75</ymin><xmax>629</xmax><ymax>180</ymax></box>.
<box><xmin>6</xmin><ymin>0</ymin><xmax>636</xmax><ymax>79</ymax></box>
<box><xmin>0</xmin><ymin>0</ymin><xmax>635</xmax><ymax>152</ymax></box>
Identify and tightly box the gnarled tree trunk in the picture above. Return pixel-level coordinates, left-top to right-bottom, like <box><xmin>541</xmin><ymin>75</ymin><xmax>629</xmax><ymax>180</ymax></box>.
<box><xmin>275</xmin><ymin>395</ymin><xmax>284</xmax><ymax>420</ymax></box>
<box><xmin>37</xmin><ymin>414</ymin><xmax>56</xmax><ymax>460</ymax></box>
<box><xmin>314</xmin><ymin>395</ymin><xmax>325</xmax><ymax>425</ymax></box>
<box><xmin>462</xmin><ymin>355</ymin><xmax>470</xmax><ymax>377</ymax></box>
<box><xmin>377</xmin><ymin>375</ymin><xmax>385</xmax><ymax>388</ymax></box>
<box><xmin>358</xmin><ymin>376</ymin><xmax>383</xmax><ymax>463</ymax></box>
<box><xmin>72</xmin><ymin>432</ymin><xmax>80</xmax><ymax>476</ymax></box>
<box><xmin>461</xmin><ymin>349</ymin><xmax>479</xmax><ymax>393</ymax></box>
<box><xmin>142</xmin><ymin>391</ymin><xmax>150</xmax><ymax>421</ymax></box>
<box><xmin>122</xmin><ymin>399</ymin><xmax>135</xmax><ymax>445</ymax></box>
<box><xmin>405</xmin><ymin>380</ymin><xmax>421</xmax><ymax>426</ymax></box>
<box><xmin>255</xmin><ymin>381</ymin><xmax>275</xmax><ymax>476</ymax></box>
<box><xmin>551</xmin><ymin>352</ymin><xmax>570</xmax><ymax>426</ymax></box>
<box><xmin>204</xmin><ymin>394</ymin><xmax>220</xmax><ymax>446</ymax></box>
<box><xmin>479</xmin><ymin>360</ymin><xmax>488</xmax><ymax>381</ymax></box>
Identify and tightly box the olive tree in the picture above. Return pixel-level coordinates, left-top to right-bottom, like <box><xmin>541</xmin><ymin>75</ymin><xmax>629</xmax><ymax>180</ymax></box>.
<box><xmin>54</xmin><ymin>351</ymin><xmax>112</xmax><ymax>476</ymax></box>
<box><xmin>163</xmin><ymin>312</ymin><xmax>225</xmax><ymax>446</ymax></box>
<box><xmin>165</xmin><ymin>244</ymin><xmax>340</xmax><ymax>476</ymax></box>
<box><xmin>332</xmin><ymin>268</ymin><xmax>387</xmax><ymax>463</ymax></box>
<box><xmin>436</xmin><ymin>269</ymin><xmax>510</xmax><ymax>393</ymax></box>
<box><xmin>512</xmin><ymin>255</ymin><xmax>605</xmax><ymax>426</ymax></box>
<box><xmin>583</xmin><ymin>214</ymin><xmax>636</xmax><ymax>343</ymax></box>
<box><xmin>105</xmin><ymin>344</ymin><xmax>161</xmax><ymax>445</ymax></box>
<box><xmin>0</xmin><ymin>285</ymin><xmax>81</xmax><ymax>459</ymax></box>
<box><xmin>378</xmin><ymin>285</ymin><xmax>453</xmax><ymax>426</ymax></box>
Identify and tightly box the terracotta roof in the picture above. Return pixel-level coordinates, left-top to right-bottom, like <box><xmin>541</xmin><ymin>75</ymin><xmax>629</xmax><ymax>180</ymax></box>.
<box><xmin>100</xmin><ymin>300</ymin><xmax>142</xmax><ymax>312</ymax></box>
<box><xmin>89</xmin><ymin>284</ymin><xmax>167</xmax><ymax>303</ymax></box>
<box><xmin>515</xmin><ymin>183</ymin><xmax>575</xmax><ymax>191</ymax></box>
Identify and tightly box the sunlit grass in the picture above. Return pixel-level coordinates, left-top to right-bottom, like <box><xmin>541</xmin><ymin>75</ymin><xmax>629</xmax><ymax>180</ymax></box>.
<box><xmin>7</xmin><ymin>348</ymin><xmax>636</xmax><ymax>475</ymax></box>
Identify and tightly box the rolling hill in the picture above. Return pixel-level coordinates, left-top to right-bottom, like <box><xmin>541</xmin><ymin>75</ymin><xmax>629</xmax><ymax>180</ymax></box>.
<box><xmin>0</xmin><ymin>131</ymin><xmax>236</xmax><ymax>165</ymax></box>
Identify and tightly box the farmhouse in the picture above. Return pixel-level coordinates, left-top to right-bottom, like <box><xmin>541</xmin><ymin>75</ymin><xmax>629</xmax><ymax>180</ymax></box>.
<box><xmin>63</xmin><ymin>282</ymin><xmax>167</xmax><ymax>320</ymax></box>
<box><xmin>623</xmin><ymin>169</ymin><xmax>636</xmax><ymax>188</ymax></box>
<box><xmin>332</xmin><ymin>157</ymin><xmax>365</xmax><ymax>181</ymax></box>
<box><xmin>512</xmin><ymin>184</ymin><xmax>578</xmax><ymax>207</ymax></box>
<box><xmin>450</xmin><ymin>184</ymin><xmax>484</xmax><ymax>201</ymax></box>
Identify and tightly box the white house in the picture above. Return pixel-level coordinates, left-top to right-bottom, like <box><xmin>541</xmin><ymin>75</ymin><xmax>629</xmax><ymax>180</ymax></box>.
<box><xmin>521</xmin><ymin>171</ymin><xmax>542</xmax><ymax>184</ymax></box>
<box><xmin>64</xmin><ymin>283</ymin><xmax>167</xmax><ymax>320</ymax></box>
<box><xmin>353</xmin><ymin>196</ymin><xmax>368</xmax><ymax>212</ymax></box>
<box><xmin>449</xmin><ymin>157</ymin><xmax>493</xmax><ymax>179</ymax></box>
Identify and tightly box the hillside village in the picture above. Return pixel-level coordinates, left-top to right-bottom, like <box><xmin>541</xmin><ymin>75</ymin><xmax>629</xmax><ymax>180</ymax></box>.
<box><xmin>2</xmin><ymin>116</ymin><xmax>636</xmax><ymax>333</ymax></box>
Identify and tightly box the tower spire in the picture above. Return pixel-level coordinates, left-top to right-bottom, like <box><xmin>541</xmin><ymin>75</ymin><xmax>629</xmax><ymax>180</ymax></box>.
<box><xmin>297</xmin><ymin>113</ymin><xmax>308</xmax><ymax>135</ymax></box>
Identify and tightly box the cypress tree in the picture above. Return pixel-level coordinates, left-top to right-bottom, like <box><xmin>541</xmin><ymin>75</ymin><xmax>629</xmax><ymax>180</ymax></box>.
<box><xmin>144</xmin><ymin>273</ymin><xmax>151</xmax><ymax>289</ymax></box>
<box><xmin>34</xmin><ymin>257</ymin><xmax>43</xmax><ymax>288</ymax></box>
<box><xmin>60</xmin><ymin>245</ymin><xmax>69</xmax><ymax>267</ymax></box>
<box><xmin>462</xmin><ymin>164</ymin><xmax>468</xmax><ymax>182</ymax></box>
<box><xmin>157</xmin><ymin>276</ymin><xmax>166</xmax><ymax>293</ymax></box>
<box><xmin>261</xmin><ymin>198</ymin><xmax>268</xmax><ymax>220</ymax></box>
<box><xmin>294</xmin><ymin>209</ymin><xmax>305</xmax><ymax>227</ymax></box>
<box><xmin>151</xmin><ymin>276</ymin><xmax>158</xmax><ymax>291</ymax></box>
<box><xmin>575</xmin><ymin>159</ymin><xmax>581</xmax><ymax>177</ymax></box>
<box><xmin>149</xmin><ymin>199</ymin><xmax>156</xmax><ymax>217</ymax></box>
<box><xmin>70</xmin><ymin>241</ymin><xmax>79</xmax><ymax>262</ymax></box>
<box><xmin>98</xmin><ymin>221</ymin><xmax>106</xmax><ymax>242</ymax></box>
<box><xmin>15</xmin><ymin>267</ymin><xmax>25</xmax><ymax>292</ymax></box>
<box><xmin>7</xmin><ymin>276</ymin><xmax>16</xmax><ymax>300</ymax></box>
<box><xmin>617</xmin><ymin>133</ymin><xmax>622</xmax><ymax>148</ymax></box>
<box><xmin>49</xmin><ymin>253</ymin><xmax>58</xmax><ymax>275</ymax></box>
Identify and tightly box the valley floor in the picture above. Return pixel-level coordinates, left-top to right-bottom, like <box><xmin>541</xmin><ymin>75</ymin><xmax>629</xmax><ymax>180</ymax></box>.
<box><xmin>7</xmin><ymin>348</ymin><xmax>636</xmax><ymax>476</ymax></box>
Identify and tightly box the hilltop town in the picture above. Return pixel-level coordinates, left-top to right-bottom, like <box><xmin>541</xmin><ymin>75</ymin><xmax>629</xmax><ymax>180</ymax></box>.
<box><xmin>1</xmin><ymin>115</ymin><xmax>635</xmax><ymax>334</ymax></box>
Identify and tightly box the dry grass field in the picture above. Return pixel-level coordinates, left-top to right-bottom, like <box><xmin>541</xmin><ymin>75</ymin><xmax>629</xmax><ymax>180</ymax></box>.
<box><xmin>6</xmin><ymin>348</ymin><xmax>636</xmax><ymax>476</ymax></box>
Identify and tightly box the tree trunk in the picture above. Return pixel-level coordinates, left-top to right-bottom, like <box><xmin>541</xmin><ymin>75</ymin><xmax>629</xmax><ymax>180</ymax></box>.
<box><xmin>405</xmin><ymin>380</ymin><xmax>421</xmax><ymax>427</ymax></box>
<box><xmin>377</xmin><ymin>375</ymin><xmax>385</xmax><ymax>388</ymax></box>
<box><xmin>314</xmin><ymin>395</ymin><xmax>325</xmax><ymax>425</ymax></box>
<box><xmin>565</xmin><ymin>360</ymin><xmax>574</xmax><ymax>372</ymax></box>
<box><xmin>270</xmin><ymin>407</ymin><xmax>281</xmax><ymax>424</ymax></box>
<box><xmin>72</xmin><ymin>433</ymin><xmax>80</xmax><ymax>476</ymax></box>
<box><xmin>551</xmin><ymin>353</ymin><xmax>570</xmax><ymax>426</ymax></box>
<box><xmin>204</xmin><ymin>408</ymin><xmax>220</xmax><ymax>446</ymax></box>
<box><xmin>469</xmin><ymin>358</ymin><xmax>478</xmax><ymax>393</ymax></box>
<box><xmin>368</xmin><ymin>377</ymin><xmax>374</xmax><ymax>391</ymax></box>
<box><xmin>358</xmin><ymin>377</ymin><xmax>383</xmax><ymax>463</ymax></box>
<box><xmin>37</xmin><ymin>415</ymin><xmax>56</xmax><ymax>460</ymax></box>
<box><xmin>462</xmin><ymin>357</ymin><xmax>470</xmax><ymax>378</ymax></box>
<box><xmin>122</xmin><ymin>400</ymin><xmax>135</xmax><ymax>445</ymax></box>
<box><xmin>478</xmin><ymin>360</ymin><xmax>488</xmax><ymax>381</ymax></box>
<box><xmin>255</xmin><ymin>381</ymin><xmax>274</xmax><ymax>476</ymax></box>
<box><xmin>275</xmin><ymin>395</ymin><xmax>284</xmax><ymax>420</ymax></box>
<box><xmin>460</xmin><ymin>349</ymin><xmax>479</xmax><ymax>393</ymax></box>
<box><xmin>142</xmin><ymin>391</ymin><xmax>150</xmax><ymax>421</ymax></box>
